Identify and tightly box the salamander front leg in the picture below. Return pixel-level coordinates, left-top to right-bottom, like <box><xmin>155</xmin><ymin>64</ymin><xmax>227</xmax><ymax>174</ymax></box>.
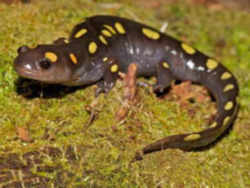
<box><xmin>153</xmin><ymin>61</ymin><xmax>175</xmax><ymax>93</ymax></box>
<box><xmin>95</xmin><ymin>58</ymin><xmax>120</xmax><ymax>97</ymax></box>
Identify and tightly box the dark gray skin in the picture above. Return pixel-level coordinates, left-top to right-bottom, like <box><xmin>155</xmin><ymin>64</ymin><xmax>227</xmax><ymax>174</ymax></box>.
<box><xmin>14</xmin><ymin>15</ymin><xmax>239</xmax><ymax>160</ymax></box>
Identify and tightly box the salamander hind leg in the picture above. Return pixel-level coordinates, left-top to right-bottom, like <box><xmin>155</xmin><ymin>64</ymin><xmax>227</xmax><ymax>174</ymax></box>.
<box><xmin>95</xmin><ymin>58</ymin><xmax>120</xmax><ymax>97</ymax></box>
<box><xmin>153</xmin><ymin>61</ymin><xmax>176</xmax><ymax>93</ymax></box>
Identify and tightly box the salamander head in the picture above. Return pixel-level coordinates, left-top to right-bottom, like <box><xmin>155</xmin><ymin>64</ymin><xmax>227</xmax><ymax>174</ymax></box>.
<box><xmin>14</xmin><ymin>45</ymin><xmax>73</xmax><ymax>84</ymax></box>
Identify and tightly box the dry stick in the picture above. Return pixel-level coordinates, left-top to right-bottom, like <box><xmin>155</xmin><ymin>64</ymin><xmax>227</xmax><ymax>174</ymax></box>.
<box><xmin>116</xmin><ymin>63</ymin><xmax>138</xmax><ymax>121</ymax></box>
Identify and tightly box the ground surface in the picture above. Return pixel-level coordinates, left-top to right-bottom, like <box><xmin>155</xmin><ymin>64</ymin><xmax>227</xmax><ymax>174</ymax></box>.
<box><xmin>0</xmin><ymin>0</ymin><xmax>249</xmax><ymax>187</ymax></box>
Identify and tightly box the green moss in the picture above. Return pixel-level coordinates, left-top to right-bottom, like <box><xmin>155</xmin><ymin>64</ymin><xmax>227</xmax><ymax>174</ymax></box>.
<box><xmin>0</xmin><ymin>0</ymin><xmax>249</xmax><ymax>187</ymax></box>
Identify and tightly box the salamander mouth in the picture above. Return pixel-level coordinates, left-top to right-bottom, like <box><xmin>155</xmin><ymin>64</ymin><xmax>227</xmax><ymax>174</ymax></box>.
<box><xmin>15</xmin><ymin>66</ymin><xmax>38</xmax><ymax>79</ymax></box>
<box><xmin>14</xmin><ymin>66</ymin><xmax>57</xmax><ymax>84</ymax></box>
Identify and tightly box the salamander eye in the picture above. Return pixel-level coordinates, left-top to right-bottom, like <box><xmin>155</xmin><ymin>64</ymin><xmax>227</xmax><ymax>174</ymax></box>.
<box><xmin>39</xmin><ymin>59</ymin><xmax>51</xmax><ymax>69</ymax></box>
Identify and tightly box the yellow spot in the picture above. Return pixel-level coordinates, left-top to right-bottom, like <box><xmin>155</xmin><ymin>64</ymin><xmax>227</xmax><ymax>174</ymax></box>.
<box><xmin>103</xmin><ymin>57</ymin><xmax>108</xmax><ymax>62</ymax></box>
<box><xmin>45</xmin><ymin>52</ymin><xmax>57</xmax><ymax>62</ymax></box>
<box><xmin>142</xmin><ymin>28</ymin><xmax>160</xmax><ymax>40</ymax></box>
<box><xmin>104</xmin><ymin>24</ymin><xmax>116</xmax><ymax>34</ymax></box>
<box><xmin>99</xmin><ymin>35</ymin><xmax>108</xmax><ymax>45</ymax></box>
<box><xmin>223</xmin><ymin>116</ymin><xmax>230</xmax><ymax>127</ymax></box>
<box><xmin>206</xmin><ymin>59</ymin><xmax>218</xmax><ymax>70</ymax></box>
<box><xmin>101</xmin><ymin>29</ymin><xmax>112</xmax><ymax>37</ymax></box>
<box><xmin>74</xmin><ymin>28</ymin><xmax>87</xmax><ymax>38</ymax></box>
<box><xmin>184</xmin><ymin>134</ymin><xmax>201</xmax><ymax>141</ymax></box>
<box><xmin>221</xmin><ymin>72</ymin><xmax>232</xmax><ymax>80</ymax></box>
<box><xmin>181</xmin><ymin>43</ymin><xmax>196</xmax><ymax>55</ymax></box>
<box><xmin>115</xmin><ymin>22</ymin><xmax>126</xmax><ymax>34</ymax></box>
<box><xmin>223</xmin><ymin>84</ymin><xmax>234</xmax><ymax>92</ymax></box>
<box><xmin>224</xmin><ymin>101</ymin><xmax>234</xmax><ymax>111</ymax></box>
<box><xmin>210</xmin><ymin>122</ymin><xmax>217</xmax><ymax>128</ymax></box>
<box><xmin>88</xmin><ymin>42</ymin><xmax>98</xmax><ymax>54</ymax></box>
<box><xmin>69</xmin><ymin>53</ymin><xmax>78</xmax><ymax>64</ymax></box>
<box><xmin>162</xmin><ymin>62</ymin><xmax>169</xmax><ymax>69</ymax></box>
<box><xmin>110</xmin><ymin>64</ymin><xmax>119</xmax><ymax>73</ymax></box>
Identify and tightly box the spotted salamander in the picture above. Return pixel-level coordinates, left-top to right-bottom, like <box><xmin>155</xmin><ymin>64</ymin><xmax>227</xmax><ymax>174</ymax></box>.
<box><xmin>14</xmin><ymin>15</ymin><xmax>239</xmax><ymax>160</ymax></box>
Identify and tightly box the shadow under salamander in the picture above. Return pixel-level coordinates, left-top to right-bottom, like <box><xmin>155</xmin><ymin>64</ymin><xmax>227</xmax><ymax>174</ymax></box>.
<box><xmin>15</xmin><ymin>77</ymin><xmax>87</xmax><ymax>99</ymax></box>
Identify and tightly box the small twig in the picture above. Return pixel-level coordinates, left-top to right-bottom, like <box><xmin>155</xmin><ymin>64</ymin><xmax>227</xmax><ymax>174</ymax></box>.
<box><xmin>83</xmin><ymin>98</ymin><xmax>100</xmax><ymax>130</ymax></box>
<box><xmin>115</xmin><ymin>63</ymin><xmax>138</xmax><ymax>121</ymax></box>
